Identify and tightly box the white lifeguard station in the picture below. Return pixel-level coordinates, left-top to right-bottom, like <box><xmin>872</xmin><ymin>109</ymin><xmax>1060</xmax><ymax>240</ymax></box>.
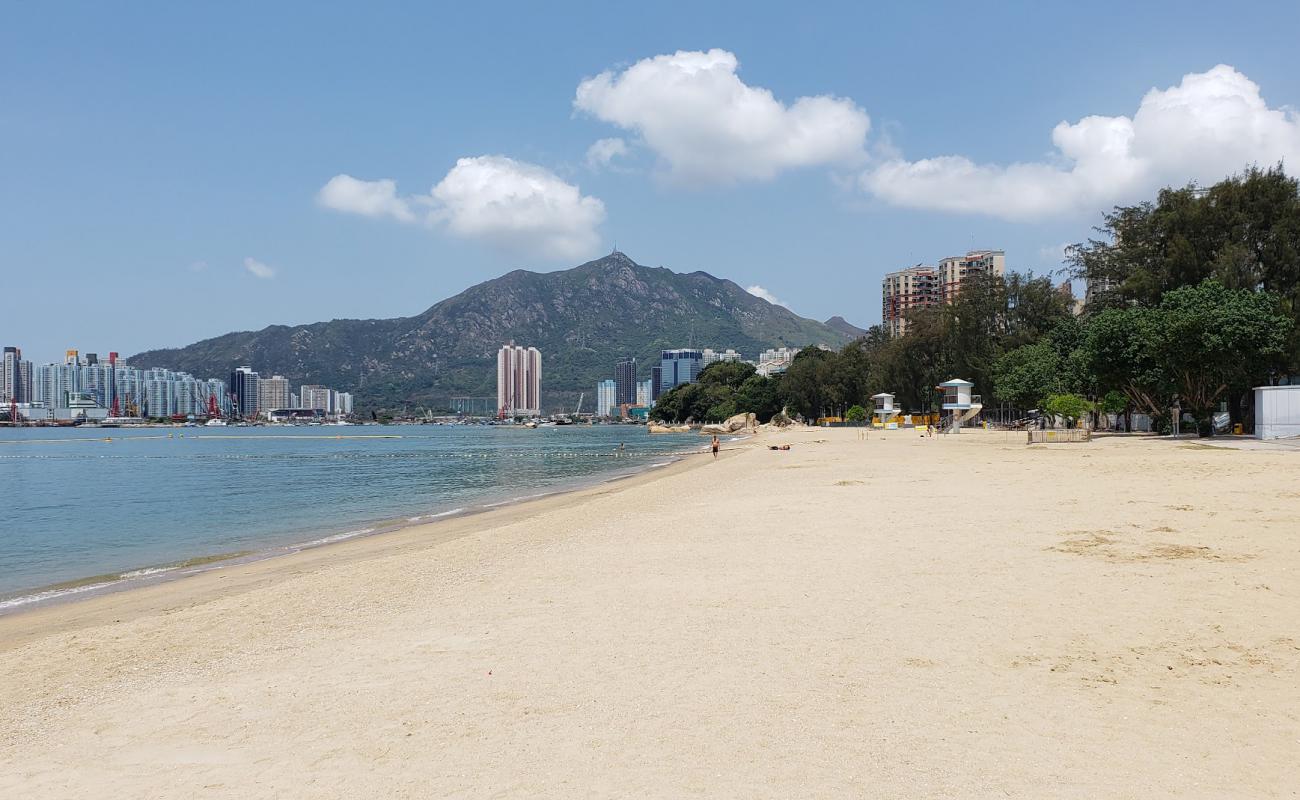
<box><xmin>939</xmin><ymin>378</ymin><xmax>983</xmax><ymax>433</ymax></box>
<box><xmin>871</xmin><ymin>392</ymin><xmax>899</xmax><ymax>430</ymax></box>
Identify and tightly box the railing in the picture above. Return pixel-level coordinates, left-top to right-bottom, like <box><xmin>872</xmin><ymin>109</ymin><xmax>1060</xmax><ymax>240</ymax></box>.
<box><xmin>1027</xmin><ymin>428</ymin><xmax>1091</xmax><ymax>444</ymax></box>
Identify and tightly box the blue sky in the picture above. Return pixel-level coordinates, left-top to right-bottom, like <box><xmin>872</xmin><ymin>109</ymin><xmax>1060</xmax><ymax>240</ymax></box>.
<box><xmin>5</xmin><ymin>1</ymin><xmax>1300</xmax><ymax>364</ymax></box>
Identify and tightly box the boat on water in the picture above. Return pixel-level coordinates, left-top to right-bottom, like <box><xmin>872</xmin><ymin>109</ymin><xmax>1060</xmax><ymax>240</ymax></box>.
<box><xmin>204</xmin><ymin>418</ymin><xmax>228</xmax><ymax>427</ymax></box>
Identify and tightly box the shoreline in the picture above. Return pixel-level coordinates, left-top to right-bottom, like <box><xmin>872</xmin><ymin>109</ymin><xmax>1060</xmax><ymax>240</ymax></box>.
<box><xmin>0</xmin><ymin>432</ymin><xmax>719</xmax><ymax>617</ymax></box>
<box><xmin>0</xmin><ymin>437</ymin><xmax>730</xmax><ymax>649</ymax></box>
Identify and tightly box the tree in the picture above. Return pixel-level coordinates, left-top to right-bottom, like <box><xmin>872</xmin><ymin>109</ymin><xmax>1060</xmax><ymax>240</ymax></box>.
<box><xmin>1154</xmin><ymin>280</ymin><xmax>1290</xmax><ymax>422</ymax></box>
<box><xmin>1083</xmin><ymin>280</ymin><xmax>1291</xmax><ymax>426</ymax></box>
<box><xmin>1044</xmin><ymin>393</ymin><xmax>1094</xmax><ymax>427</ymax></box>
<box><xmin>992</xmin><ymin>341</ymin><xmax>1061</xmax><ymax>410</ymax></box>
<box><xmin>778</xmin><ymin>348</ymin><xmax>839</xmax><ymax>420</ymax></box>
<box><xmin>845</xmin><ymin>404</ymin><xmax>867</xmax><ymax>423</ymax></box>
<box><xmin>733</xmin><ymin>374</ymin><xmax>781</xmax><ymax>422</ymax></box>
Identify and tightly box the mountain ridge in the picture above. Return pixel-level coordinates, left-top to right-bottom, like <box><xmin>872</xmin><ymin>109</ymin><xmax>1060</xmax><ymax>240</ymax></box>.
<box><xmin>131</xmin><ymin>252</ymin><xmax>852</xmax><ymax>412</ymax></box>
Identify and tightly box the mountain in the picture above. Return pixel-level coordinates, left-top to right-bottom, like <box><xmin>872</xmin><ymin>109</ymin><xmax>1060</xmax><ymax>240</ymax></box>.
<box><xmin>131</xmin><ymin>252</ymin><xmax>852</xmax><ymax>412</ymax></box>
<box><xmin>823</xmin><ymin>316</ymin><xmax>868</xmax><ymax>339</ymax></box>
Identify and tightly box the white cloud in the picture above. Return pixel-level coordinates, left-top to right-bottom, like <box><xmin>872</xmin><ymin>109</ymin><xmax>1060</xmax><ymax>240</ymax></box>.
<box><xmin>243</xmin><ymin>257</ymin><xmax>276</xmax><ymax>279</ymax></box>
<box><xmin>316</xmin><ymin>156</ymin><xmax>606</xmax><ymax>261</ymax></box>
<box><xmin>862</xmin><ymin>65</ymin><xmax>1300</xmax><ymax>221</ymax></box>
<box><xmin>586</xmin><ymin>137</ymin><xmax>629</xmax><ymax>170</ymax></box>
<box><xmin>746</xmin><ymin>284</ymin><xmax>789</xmax><ymax>309</ymax></box>
<box><xmin>430</xmin><ymin>156</ymin><xmax>606</xmax><ymax>260</ymax></box>
<box><xmin>188</xmin><ymin>260</ymin><xmax>208</xmax><ymax>273</ymax></box>
<box><xmin>575</xmin><ymin>49</ymin><xmax>869</xmax><ymax>185</ymax></box>
<box><xmin>317</xmin><ymin>174</ymin><xmax>415</xmax><ymax>222</ymax></box>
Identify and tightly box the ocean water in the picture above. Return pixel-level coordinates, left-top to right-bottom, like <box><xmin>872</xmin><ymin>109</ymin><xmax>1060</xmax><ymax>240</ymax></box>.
<box><xmin>0</xmin><ymin>425</ymin><xmax>701</xmax><ymax>609</ymax></box>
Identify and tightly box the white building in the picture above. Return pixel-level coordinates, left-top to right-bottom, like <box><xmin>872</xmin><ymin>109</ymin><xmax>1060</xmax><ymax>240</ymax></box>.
<box><xmin>596</xmin><ymin>379</ymin><xmax>616</xmax><ymax>418</ymax></box>
<box><xmin>636</xmin><ymin>379</ymin><xmax>653</xmax><ymax>407</ymax></box>
<box><xmin>702</xmin><ymin>348</ymin><xmax>743</xmax><ymax>366</ymax></box>
<box><xmin>497</xmin><ymin>341</ymin><xmax>541</xmax><ymax>417</ymax></box>
<box><xmin>1254</xmin><ymin>385</ymin><xmax>1300</xmax><ymax>440</ymax></box>
<box><xmin>756</xmin><ymin>347</ymin><xmax>800</xmax><ymax>377</ymax></box>
<box><xmin>258</xmin><ymin>375</ymin><xmax>291</xmax><ymax>414</ymax></box>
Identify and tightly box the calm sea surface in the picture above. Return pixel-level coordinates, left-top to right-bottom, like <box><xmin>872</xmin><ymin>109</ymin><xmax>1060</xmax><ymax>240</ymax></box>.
<box><xmin>0</xmin><ymin>425</ymin><xmax>701</xmax><ymax>608</ymax></box>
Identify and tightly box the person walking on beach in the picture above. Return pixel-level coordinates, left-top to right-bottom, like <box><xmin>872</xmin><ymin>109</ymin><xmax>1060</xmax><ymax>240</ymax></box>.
<box><xmin>711</xmin><ymin>435</ymin><xmax>720</xmax><ymax>459</ymax></box>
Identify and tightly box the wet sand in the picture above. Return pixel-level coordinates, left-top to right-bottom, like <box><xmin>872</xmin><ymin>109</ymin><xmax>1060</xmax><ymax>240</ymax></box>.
<box><xmin>1</xmin><ymin>428</ymin><xmax>1297</xmax><ymax>797</ymax></box>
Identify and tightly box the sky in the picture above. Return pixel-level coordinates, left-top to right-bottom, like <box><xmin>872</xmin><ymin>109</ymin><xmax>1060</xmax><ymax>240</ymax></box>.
<box><xmin>5</xmin><ymin>0</ymin><xmax>1300</xmax><ymax>364</ymax></box>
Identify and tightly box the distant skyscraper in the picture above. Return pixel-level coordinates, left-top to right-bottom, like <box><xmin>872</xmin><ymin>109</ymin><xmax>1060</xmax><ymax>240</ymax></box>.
<box><xmin>299</xmin><ymin>385</ymin><xmax>331</xmax><ymax>412</ymax></box>
<box><xmin>636</xmin><ymin>379</ymin><xmax>652</xmax><ymax>406</ymax></box>
<box><xmin>228</xmin><ymin>366</ymin><xmax>259</xmax><ymax>419</ymax></box>
<box><xmin>3</xmin><ymin>347</ymin><xmax>32</xmax><ymax>404</ymax></box>
<box><xmin>258</xmin><ymin>375</ymin><xmax>291</xmax><ymax>413</ymax></box>
<box><xmin>596</xmin><ymin>379</ymin><xmax>616</xmax><ymax>418</ymax></box>
<box><xmin>650</xmin><ymin>365</ymin><xmax>663</xmax><ymax>402</ymax></box>
<box><xmin>659</xmin><ymin>349</ymin><xmax>703</xmax><ymax>395</ymax></box>
<box><xmin>701</xmin><ymin>348</ymin><xmax>742</xmax><ymax>366</ymax></box>
<box><xmin>496</xmin><ymin>341</ymin><xmax>541</xmax><ymax>416</ymax></box>
<box><xmin>614</xmin><ymin>357</ymin><xmax>637</xmax><ymax>406</ymax></box>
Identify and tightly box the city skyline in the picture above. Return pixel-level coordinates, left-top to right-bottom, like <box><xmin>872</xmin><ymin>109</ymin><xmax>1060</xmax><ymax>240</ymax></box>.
<box><xmin>7</xmin><ymin>3</ymin><xmax>1300</xmax><ymax>362</ymax></box>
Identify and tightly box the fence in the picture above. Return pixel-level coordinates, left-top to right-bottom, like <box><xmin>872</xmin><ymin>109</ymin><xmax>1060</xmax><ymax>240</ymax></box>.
<box><xmin>1027</xmin><ymin>428</ymin><xmax>1091</xmax><ymax>444</ymax></box>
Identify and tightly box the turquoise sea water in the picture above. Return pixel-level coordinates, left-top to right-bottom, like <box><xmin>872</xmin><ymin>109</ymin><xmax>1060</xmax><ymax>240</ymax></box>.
<box><xmin>0</xmin><ymin>425</ymin><xmax>701</xmax><ymax>609</ymax></box>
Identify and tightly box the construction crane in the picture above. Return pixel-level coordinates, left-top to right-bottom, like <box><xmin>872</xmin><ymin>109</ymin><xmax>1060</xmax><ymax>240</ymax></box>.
<box><xmin>574</xmin><ymin>392</ymin><xmax>584</xmax><ymax>417</ymax></box>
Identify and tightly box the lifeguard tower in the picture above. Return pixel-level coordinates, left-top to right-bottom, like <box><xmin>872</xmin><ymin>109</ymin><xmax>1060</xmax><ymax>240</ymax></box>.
<box><xmin>939</xmin><ymin>378</ymin><xmax>983</xmax><ymax>433</ymax></box>
<box><xmin>871</xmin><ymin>392</ymin><xmax>899</xmax><ymax>430</ymax></box>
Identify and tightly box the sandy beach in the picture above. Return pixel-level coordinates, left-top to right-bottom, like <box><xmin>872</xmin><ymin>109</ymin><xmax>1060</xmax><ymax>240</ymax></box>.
<box><xmin>1</xmin><ymin>427</ymin><xmax>1297</xmax><ymax>798</ymax></box>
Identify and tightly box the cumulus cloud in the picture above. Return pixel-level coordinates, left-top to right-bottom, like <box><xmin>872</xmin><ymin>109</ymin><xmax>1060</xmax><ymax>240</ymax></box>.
<box><xmin>575</xmin><ymin>49</ymin><xmax>869</xmax><ymax>185</ymax></box>
<box><xmin>430</xmin><ymin>156</ymin><xmax>606</xmax><ymax>260</ymax></box>
<box><xmin>585</xmin><ymin>137</ymin><xmax>629</xmax><ymax>170</ymax></box>
<box><xmin>862</xmin><ymin>65</ymin><xmax>1300</xmax><ymax>221</ymax></box>
<box><xmin>746</xmin><ymin>284</ymin><xmax>789</xmax><ymax>308</ymax></box>
<box><xmin>243</xmin><ymin>257</ymin><xmax>276</xmax><ymax>279</ymax></box>
<box><xmin>317</xmin><ymin>174</ymin><xmax>415</xmax><ymax>222</ymax></box>
<box><xmin>317</xmin><ymin>156</ymin><xmax>606</xmax><ymax>261</ymax></box>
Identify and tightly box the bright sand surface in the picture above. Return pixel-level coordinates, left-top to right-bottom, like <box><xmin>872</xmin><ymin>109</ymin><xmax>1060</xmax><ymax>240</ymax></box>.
<box><xmin>1</xmin><ymin>428</ymin><xmax>1297</xmax><ymax>798</ymax></box>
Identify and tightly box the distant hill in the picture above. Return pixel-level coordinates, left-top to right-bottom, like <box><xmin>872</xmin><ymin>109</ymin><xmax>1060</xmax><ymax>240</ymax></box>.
<box><xmin>823</xmin><ymin>315</ymin><xmax>868</xmax><ymax>339</ymax></box>
<box><xmin>131</xmin><ymin>252</ymin><xmax>852</xmax><ymax>413</ymax></box>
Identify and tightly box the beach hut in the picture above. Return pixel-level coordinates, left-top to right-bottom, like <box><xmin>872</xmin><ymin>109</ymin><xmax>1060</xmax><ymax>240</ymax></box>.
<box><xmin>938</xmin><ymin>378</ymin><xmax>982</xmax><ymax>433</ymax></box>
<box><xmin>871</xmin><ymin>392</ymin><xmax>899</xmax><ymax>429</ymax></box>
<box><xmin>1254</xmin><ymin>385</ymin><xmax>1300</xmax><ymax>440</ymax></box>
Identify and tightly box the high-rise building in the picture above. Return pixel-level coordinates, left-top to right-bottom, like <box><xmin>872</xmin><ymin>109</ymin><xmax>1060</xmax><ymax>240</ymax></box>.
<box><xmin>650</xmin><ymin>365</ymin><xmax>663</xmax><ymax>402</ymax></box>
<box><xmin>229</xmin><ymin>366</ymin><xmax>259</xmax><ymax>419</ymax></box>
<box><xmin>2</xmin><ymin>347</ymin><xmax>34</xmax><ymax>404</ymax></box>
<box><xmin>596</xmin><ymin>379</ymin><xmax>616</xmax><ymax>418</ymax></box>
<box><xmin>496</xmin><ymin>341</ymin><xmax>541</xmax><ymax>417</ymax></box>
<box><xmin>299</xmin><ymin>385</ymin><xmax>331</xmax><ymax>413</ymax></box>
<box><xmin>659</xmin><ymin>349</ymin><xmax>703</xmax><ymax>395</ymax></box>
<box><xmin>881</xmin><ymin>265</ymin><xmax>940</xmax><ymax>338</ymax></box>
<box><xmin>258</xmin><ymin>375</ymin><xmax>291</xmax><ymax>414</ymax></box>
<box><xmin>335</xmin><ymin>392</ymin><xmax>354</xmax><ymax>416</ymax></box>
<box><xmin>701</xmin><ymin>348</ymin><xmax>743</xmax><ymax>367</ymax></box>
<box><xmin>614</xmin><ymin>357</ymin><xmax>637</xmax><ymax>406</ymax></box>
<box><xmin>938</xmin><ymin>250</ymin><xmax>1005</xmax><ymax>300</ymax></box>
<box><xmin>636</xmin><ymin>379</ymin><xmax>653</xmax><ymax>407</ymax></box>
<box><xmin>3</xmin><ymin>347</ymin><xmax>20</xmax><ymax>403</ymax></box>
<box><xmin>882</xmin><ymin>250</ymin><xmax>1007</xmax><ymax>337</ymax></box>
